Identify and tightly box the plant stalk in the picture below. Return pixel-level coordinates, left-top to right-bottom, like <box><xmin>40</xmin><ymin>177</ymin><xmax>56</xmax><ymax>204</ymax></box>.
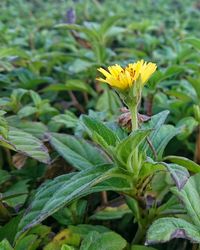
<box><xmin>130</xmin><ymin>104</ymin><xmax>139</xmax><ymax>176</ymax></box>
<box><xmin>130</xmin><ymin>104</ymin><xmax>138</xmax><ymax>131</ymax></box>
<box><xmin>132</xmin><ymin>224</ymin><xmax>146</xmax><ymax>244</ymax></box>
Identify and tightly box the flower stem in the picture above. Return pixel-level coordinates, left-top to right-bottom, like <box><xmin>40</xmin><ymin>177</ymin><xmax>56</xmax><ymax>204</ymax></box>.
<box><xmin>130</xmin><ymin>104</ymin><xmax>138</xmax><ymax>131</ymax></box>
<box><xmin>130</xmin><ymin>104</ymin><xmax>139</xmax><ymax>176</ymax></box>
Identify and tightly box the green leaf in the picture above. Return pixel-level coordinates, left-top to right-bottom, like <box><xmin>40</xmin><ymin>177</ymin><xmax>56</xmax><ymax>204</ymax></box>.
<box><xmin>15</xmin><ymin>226</ymin><xmax>50</xmax><ymax>249</ymax></box>
<box><xmin>146</xmin><ymin>217</ymin><xmax>200</xmax><ymax>244</ymax></box>
<box><xmin>53</xmin><ymin>199</ymin><xmax>87</xmax><ymax>225</ymax></box>
<box><xmin>91</xmin><ymin>175</ymin><xmax>132</xmax><ymax>193</ymax></box>
<box><xmin>139</xmin><ymin>160</ymin><xmax>165</xmax><ymax>180</ymax></box>
<box><xmin>149</xmin><ymin>66</ymin><xmax>184</xmax><ymax>88</ymax></box>
<box><xmin>0</xmin><ymin>127</ymin><xmax>50</xmax><ymax>164</ymax></box>
<box><xmin>160</xmin><ymin>163</ymin><xmax>186</xmax><ymax>188</ymax></box>
<box><xmin>43</xmin><ymin>84</ymin><xmax>68</xmax><ymax>92</ymax></box>
<box><xmin>61</xmin><ymin>245</ymin><xmax>75</xmax><ymax>250</ymax></box>
<box><xmin>51</xmin><ymin>111</ymin><xmax>78</xmax><ymax>129</ymax></box>
<box><xmin>18</xmin><ymin>106</ymin><xmax>37</xmax><ymax>119</ymax></box>
<box><xmin>44</xmin><ymin>80</ymin><xmax>96</xmax><ymax>96</ymax></box>
<box><xmin>187</xmin><ymin>77</ymin><xmax>200</xmax><ymax>99</ymax></box>
<box><xmin>0</xmin><ymin>169</ymin><xmax>10</xmax><ymax>185</ymax></box>
<box><xmin>15</xmin><ymin>234</ymin><xmax>39</xmax><ymax>250</ymax></box>
<box><xmin>141</xmin><ymin>110</ymin><xmax>169</xmax><ymax>156</ymax></box>
<box><xmin>125</xmin><ymin>196</ymin><xmax>141</xmax><ymax>223</ymax></box>
<box><xmin>0</xmin><ymin>48</ymin><xmax>29</xmax><ymax>59</ymax></box>
<box><xmin>10</xmin><ymin>89</ymin><xmax>28</xmax><ymax>107</ymax></box>
<box><xmin>140</xmin><ymin>160</ymin><xmax>189</xmax><ymax>190</ymax></box>
<box><xmin>172</xmin><ymin>173</ymin><xmax>200</xmax><ymax>228</ymax></box>
<box><xmin>3</xmin><ymin>180</ymin><xmax>29</xmax><ymax>208</ymax></box>
<box><xmin>48</xmin><ymin>133</ymin><xmax>108</xmax><ymax>170</ymax></box>
<box><xmin>80</xmin><ymin>231</ymin><xmax>127</xmax><ymax>250</ymax></box>
<box><xmin>183</xmin><ymin>37</ymin><xmax>200</xmax><ymax>51</ymax></box>
<box><xmin>16</xmin><ymin>123</ymin><xmax>47</xmax><ymax>140</ymax></box>
<box><xmin>38</xmin><ymin>102</ymin><xmax>58</xmax><ymax>116</ymax></box>
<box><xmin>69</xmin><ymin>224</ymin><xmax>110</xmax><ymax>237</ymax></box>
<box><xmin>157</xmin><ymin>195</ymin><xmax>184</xmax><ymax>215</ymax></box>
<box><xmin>90</xmin><ymin>204</ymin><xmax>131</xmax><ymax>220</ymax></box>
<box><xmin>68</xmin><ymin>59</ymin><xmax>95</xmax><ymax>73</ymax></box>
<box><xmin>65</xmin><ymin>80</ymin><xmax>96</xmax><ymax>96</ymax></box>
<box><xmin>99</xmin><ymin>15</ymin><xmax>123</xmax><ymax>35</ymax></box>
<box><xmin>27</xmin><ymin>224</ymin><xmax>51</xmax><ymax>238</ymax></box>
<box><xmin>0</xmin><ymin>111</ymin><xmax>6</xmax><ymax>116</ymax></box>
<box><xmin>162</xmin><ymin>163</ymin><xmax>189</xmax><ymax>190</ymax></box>
<box><xmin>0</xmin><ymin>114</ymin><xmax>8</xmax><ymax>139</ymax></box>
<box><xmin>81</xmin><ymin>115</ymin><xmax>119</xmax><ymax>153</ymax></box>
<box><xmin>164</xmin><ymin>65</ymin><xmax>185</xmax><ymax>78</ymax></box>
<box><xmin>96</xmin><ymin>89</ymin><xmax>122</xmax><ymax>115</ymax></box>
<box><xmin>116</xmin><ymin>129</ymin><xmax>151</xmax><ymax>169</ymax></box>
<box><xmin>150</xmin><ymin>171</ymin><xmax>172</xmax><ymax>203</ymax></box>
<box><xmin>165</xmin><ymin>90</ymin><xmax>193</xmax><ymax>102</ymax></box>
<box><xmin>0</xmin><ymin>239</ymin><xmax>13</xmax><ymax>250</ymax></box>
<box><xmin>0</xmin><ymin>215</ymin><xmax>22</xmax><ymax>244</ymax></box>
<box><xmin>43</xmin><ymin>228</ymin><xmax>80</xmax><ymax>250</ymax></box>
<box><xmin>55</xmin><ymin>23</ymin><xmax>100</xmax><ymax>42</ymax></box>
<box><xmin>7</xmin><ymin>116</ymin><xmax>48</xmax><ymax>139</ymax></box>
<box><xmin>164</xmin><ymin>155</ymin><xmax>200</xmax><ymax>173</ymax></box>
<box><xmin>131</xmin><ymin>245</ymin><xmax>157</xmax><ymax>250</ymax></box>
<box><xmin>29</xmin><ymin>90</ymin><xmax>42</xmax><ymax>107</ymax></box>
<box><xmin>147</xmin><ymin>125</ymin><xmax>180</xmax><ymax>160</ymax></box>
<box><xmin>177</xmin><ymin>117</ymin><xmax>198</xmax><ymax>140</ymax></box>
<box><xmin>17</xmin><ymin>164</ymin><xmax>114</xmax><ymax>237</ymax></box>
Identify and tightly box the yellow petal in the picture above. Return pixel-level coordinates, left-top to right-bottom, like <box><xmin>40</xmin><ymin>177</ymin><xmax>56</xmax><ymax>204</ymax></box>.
<box><xmin>106</xmin><ymin>76</ymin><xmax>123</xmax><ymax>88</ymax></box>
<box><xmin>96</xmin><ymin>77</ymin><xmax>109</xmax><ymax>83</ymax></box>
<box><xmin>108</xmin><ymin>64</ymin><xmax>124</xmax><ymax>78</ymax></box>
<box><xmin>97</xmin><ymin>68</ymin><xmax>111</xmax><ymax>78</ymax></box>
<box><xmin>140</xmin><ymin>63</ymin><xmax>157</xmax><ymax>84</ymax></box>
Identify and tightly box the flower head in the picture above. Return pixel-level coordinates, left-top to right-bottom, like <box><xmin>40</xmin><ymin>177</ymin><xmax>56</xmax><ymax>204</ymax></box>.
<box><xmin>97</xmin><ymin>60</ymin><xmax>157</xmax><ymax>90</ymax></box>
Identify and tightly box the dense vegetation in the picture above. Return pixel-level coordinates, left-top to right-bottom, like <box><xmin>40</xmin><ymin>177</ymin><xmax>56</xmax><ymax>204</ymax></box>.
<box><xmin>1</xmin><ymin>0</ymin><xmax>200</xmax><ymax>249</ymax></box>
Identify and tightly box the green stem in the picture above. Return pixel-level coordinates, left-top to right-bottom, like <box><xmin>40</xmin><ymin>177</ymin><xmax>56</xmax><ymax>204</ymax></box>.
<box><xmin>130</xmin><ymin>104</ymin><xmax>139</xmax><ymax>176</ymax></box>
<box><xmin>132</xmin><ymin>224</ymin><xmax>146</xmax><ymax>244</ymax></box>
<box><xmin>130</xmin><ymin>104</ymin><xmax>138</xmax><ymax>131</ymax></box>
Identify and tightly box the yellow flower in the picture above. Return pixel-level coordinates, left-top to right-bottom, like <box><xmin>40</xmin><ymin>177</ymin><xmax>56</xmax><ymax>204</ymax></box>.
<box><xmin>97</xmin><ymin>60</ymin><xmax>157</xmax><ymax>90</ymax></box>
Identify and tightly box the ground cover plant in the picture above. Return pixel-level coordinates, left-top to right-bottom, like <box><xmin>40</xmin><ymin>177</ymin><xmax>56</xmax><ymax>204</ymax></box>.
<box><xmin>1</xmin><ymin>0</ymin><xmax>200</xmax><ymax>249</ymax></box>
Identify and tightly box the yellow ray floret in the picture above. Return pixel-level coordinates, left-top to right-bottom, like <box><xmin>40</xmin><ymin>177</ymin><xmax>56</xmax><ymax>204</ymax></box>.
<box><xmin>97</xmin><ymin>60</ymin><xmax>157</xmax><ymax>90</ymax></box>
